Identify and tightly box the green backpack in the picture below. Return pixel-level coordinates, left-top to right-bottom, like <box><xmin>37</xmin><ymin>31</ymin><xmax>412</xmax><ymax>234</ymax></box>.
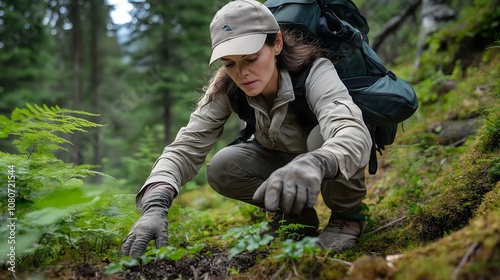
<box><xmin>229</xmin><ymin>0</ymin><xmax>419</xmax><ymax>174</ymax></box>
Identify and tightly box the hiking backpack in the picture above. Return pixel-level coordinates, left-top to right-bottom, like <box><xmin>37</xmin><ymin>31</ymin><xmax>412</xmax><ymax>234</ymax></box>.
<box><xmin>228</xmin><ymin>0</ymin><xmax>419</xmax><ymax>174</ymax></box>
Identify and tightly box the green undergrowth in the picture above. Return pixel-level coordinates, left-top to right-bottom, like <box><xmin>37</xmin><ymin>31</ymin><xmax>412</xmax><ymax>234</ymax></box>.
<box><xmin>167</xmin><ymin>198</ymin><xmax>266</xmax><ymax>247</ymax></box>
<box><xmin>412</xmin><ymin>0</ymin><xmax>500</xmax><ymax>83</ymax></box>
<box><xmin>1</xmin><ymin>18</ymin><xmax>499</xmax><ymax>279</ymax></box>
<box><xmin>355</xmin><ymin>111</ymin><xmax>499</xmax><ymax>279</ymax></box>
<box><xmin>0</xmin><ymin>105</ymin><xmax>139</xmax><ymax>275</ymax></box>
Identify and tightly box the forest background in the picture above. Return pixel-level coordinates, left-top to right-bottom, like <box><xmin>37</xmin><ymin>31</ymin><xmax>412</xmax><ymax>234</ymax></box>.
<box><xmin>0</xmin><ymin>0</ymin><xmax>499</xmax><ymax>279</ymax></box>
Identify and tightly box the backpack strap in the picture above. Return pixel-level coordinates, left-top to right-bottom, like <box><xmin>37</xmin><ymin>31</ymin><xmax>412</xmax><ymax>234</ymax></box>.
<box><xmin>368</xmin><ymin>125</ymin><xmax>379</xmax><ymax>175</ymax></box>
<box><xmin>228</xmin><ymin>89</ymin><xmax>256</xmax><ymax>145</ymax></box>
<box><xmin>289</xmin><ymin>69</ymin><xmax>318</xmax><ymax>136</ymax></box>
<box><xmin>291</xmin><ymin>67</ymin><xmax>380</xmax><ymax>174</ymax></box>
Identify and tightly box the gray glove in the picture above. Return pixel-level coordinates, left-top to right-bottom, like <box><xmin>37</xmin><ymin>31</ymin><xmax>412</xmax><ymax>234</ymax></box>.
<box><xmin>120</xmin><ymin>184</ymin><xmax>173</xmax><ymax>258</ymax></box>
<box><xmin>253</xmin><ymin>150</ymin><xmax>338</xmax><ymax>214</ymax></box>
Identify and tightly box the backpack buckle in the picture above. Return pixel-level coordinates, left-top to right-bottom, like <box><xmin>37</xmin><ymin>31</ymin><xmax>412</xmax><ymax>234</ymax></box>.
<box><xmin>387</xmin><ymin>70</ymin><xmax>397</xmax><ymax>80</ymax></box>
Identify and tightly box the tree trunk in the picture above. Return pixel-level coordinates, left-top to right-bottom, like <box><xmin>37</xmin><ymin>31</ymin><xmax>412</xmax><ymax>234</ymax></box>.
<box><xmin>414</xmin><ymin>0</ymin><xmax>456</xmax><ymax>69</ymax></box>
<box><xmin>163</xmin><ymin>95</ymin><xmax>171</xmax><ymax>144</ymax></box>
<box><xmin>90</xmin><ymin>0</ymin><xmax>102</xmax><ymax>180</ymax></box>
<box><xmin>70</xmin><ymin>0</ymin><xmax>83</xmax><ymax>165</ymax></box>
<box><xmin>161</xmin><ymin>34</ymin><xmax>172</xmax><ymax>143</ymax></box>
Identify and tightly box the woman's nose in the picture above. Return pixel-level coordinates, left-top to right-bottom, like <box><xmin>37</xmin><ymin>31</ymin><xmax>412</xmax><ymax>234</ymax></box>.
<box><xmin>238</xmin><ymin>65</ymin><xmax>249</xmax><ymax>77</ymax></box>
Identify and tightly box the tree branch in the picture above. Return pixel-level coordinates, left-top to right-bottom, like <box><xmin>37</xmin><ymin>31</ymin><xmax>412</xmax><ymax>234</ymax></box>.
<box><xmin>372</xmin><ymin>0</ymin><xmax>422</xmax><ymax>52</ymax></box>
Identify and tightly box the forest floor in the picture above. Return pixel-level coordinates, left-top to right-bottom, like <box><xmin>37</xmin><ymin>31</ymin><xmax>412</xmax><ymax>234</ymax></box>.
<box><xmin>2</xmin><ymin>24</ymin><xmax>499</xmax><ymax>280</ymax></box>
<box><xmin>35</xmin><ymin>247</ymin><xmax>265</xmax><ymax>280</ymax></box>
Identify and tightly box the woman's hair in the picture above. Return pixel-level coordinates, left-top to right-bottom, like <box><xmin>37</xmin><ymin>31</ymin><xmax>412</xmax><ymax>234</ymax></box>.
<box><xmin>199</xmin><ymin>29</ymin><xmax>329</xmax><ymax>107</ymax></box>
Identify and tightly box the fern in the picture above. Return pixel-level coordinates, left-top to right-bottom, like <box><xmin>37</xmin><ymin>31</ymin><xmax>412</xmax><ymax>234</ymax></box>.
<box><xmin>0</xmin><ymin>104</ymin><xmax>113</xmax><ymax>268</ymax></box>
<box><xmin>0</xmin><ymin>104</ymin><xmax>101</xmax><ymax>157</ymax></box>
<box><xmin>487</xmin><ymin>39</ymin><xmax>500</xmax><ymax>49</ymax></box>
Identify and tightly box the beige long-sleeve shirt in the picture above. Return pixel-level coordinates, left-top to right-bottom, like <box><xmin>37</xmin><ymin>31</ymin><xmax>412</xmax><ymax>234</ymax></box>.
<box><xmin>136</xmin><ymin>58</ymin><xmax>371</xmax><ymax>208</ymax></box>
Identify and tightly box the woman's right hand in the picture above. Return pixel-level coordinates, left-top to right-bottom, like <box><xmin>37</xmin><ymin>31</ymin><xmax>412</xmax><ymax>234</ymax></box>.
<box><xmin>120</xmin><ymin>184</ymin><xmax>173</xmax><ymax>258</ymax></box>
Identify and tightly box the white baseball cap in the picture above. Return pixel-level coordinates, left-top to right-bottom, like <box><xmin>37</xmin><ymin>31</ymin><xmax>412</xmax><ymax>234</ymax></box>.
<box><xmin>209</xmin><ymin>0</ymin><xmax>280</xmax><ymax>65</ymax></box>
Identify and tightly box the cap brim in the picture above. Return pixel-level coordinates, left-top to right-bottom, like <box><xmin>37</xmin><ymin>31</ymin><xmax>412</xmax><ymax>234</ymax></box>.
<box><xmin>209</xmin><ymin>33</ymin><xmax>267</xmax><ymax>65</ymax></box>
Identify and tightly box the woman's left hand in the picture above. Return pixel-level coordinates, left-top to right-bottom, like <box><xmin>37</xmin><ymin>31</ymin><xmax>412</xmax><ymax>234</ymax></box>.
<box><xmin>253</xmin><ymin>150</ymin><xmax>338</xmax><ymax>214</ymax></box>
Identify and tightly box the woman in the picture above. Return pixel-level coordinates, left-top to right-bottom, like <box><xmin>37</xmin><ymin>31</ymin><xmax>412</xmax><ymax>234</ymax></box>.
<box><xmin>121</xmin><ymin>0</ymin><xmax>371</xmax><ymax>258</ymax></box>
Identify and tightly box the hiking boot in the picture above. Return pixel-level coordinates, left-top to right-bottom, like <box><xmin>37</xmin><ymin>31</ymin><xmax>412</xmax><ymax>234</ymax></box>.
<box><xmin>263</xmin><ymin>208</ymin><xmax>320</xmax><ymax>240</ymax></box>
<box><xmin>317</xmin><ymin>212</ymin><xmax>366</xmax><ymax>251</ymax></box>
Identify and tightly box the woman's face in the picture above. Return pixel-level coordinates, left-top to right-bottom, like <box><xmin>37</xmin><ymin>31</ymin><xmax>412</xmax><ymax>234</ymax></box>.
<box><xmin>221</xmin><ymin>34</ymin><xmax>283</xmax><ymax>98</ymax></box>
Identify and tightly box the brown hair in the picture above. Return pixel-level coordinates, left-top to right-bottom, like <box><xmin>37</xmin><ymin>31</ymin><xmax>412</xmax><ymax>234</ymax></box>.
<box><xmin>199</xmin><ymin>30</ymin><xmax>329</xmax><ymax>107</ymax></box>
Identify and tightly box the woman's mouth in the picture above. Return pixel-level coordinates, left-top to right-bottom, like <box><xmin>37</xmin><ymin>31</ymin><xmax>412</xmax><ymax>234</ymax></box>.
<box><xmin>241</xmin><ymin>81</ymin><xmax>256</xmax><ymax>89</ymax></box>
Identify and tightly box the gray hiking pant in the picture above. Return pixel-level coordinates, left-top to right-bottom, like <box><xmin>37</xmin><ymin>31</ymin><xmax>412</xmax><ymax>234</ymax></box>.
<box><xmin>206</xmin><ymin>125</ymin><xmax>366</xmax><ymax>216</ymax></box>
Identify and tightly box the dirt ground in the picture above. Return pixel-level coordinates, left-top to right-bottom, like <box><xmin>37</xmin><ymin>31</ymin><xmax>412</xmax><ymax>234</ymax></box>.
<box><xmin>118</xmin><ymin>248</ymin><xmax>265</xmax><ymax>280</ymax></box>
<box><xmin>8</xmin><ymin>247</ymin><xmax>267</xmax><ymax>280</ymax></box>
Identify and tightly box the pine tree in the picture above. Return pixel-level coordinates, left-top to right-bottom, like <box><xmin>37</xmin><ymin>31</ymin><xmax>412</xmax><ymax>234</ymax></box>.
<box><xmin>125</xmin><ymin>0</ymin><xmax>225</xmax><ymax>143</ymax></box>
<box><xmin>0</xmin><ymin>0</ymin><xmax>59</xmax><ymax>115</ymax></box>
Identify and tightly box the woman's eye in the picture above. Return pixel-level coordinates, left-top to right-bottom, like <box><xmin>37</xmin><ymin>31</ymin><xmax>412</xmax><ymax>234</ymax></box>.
<box><xmin>224</xmin><ymin>63</ymin><xmax>234</xmax><ymax>68</ymax></box>
<box><xmin>247</xmin><ymin>57</ymin><xmax>257</xmax><ymax>63</ymax></box>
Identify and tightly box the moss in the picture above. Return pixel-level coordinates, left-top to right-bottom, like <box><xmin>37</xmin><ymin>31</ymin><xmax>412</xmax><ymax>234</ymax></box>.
<box><xmin>302</xmin><ymin>255</ymin><xmax>349</xmax><ymax>280</ymax></box>
<box><xmin>395</xmin><ymin>257</ymin><xmax>454</xmax><ymax>280</ymax></box>
<box><xmin>488</xmin><ymin>158</ymin><xmax>500</xmax><ymax>184</ymax></box>
<box><xmin>410</xmin><ymin>153</ymin><xmax>494</xmax><ymax>241</ymax></box>
<box><xmin>475</xmin><ymin>181</ymin><xmax>500</xmax><ymax>217</ymax></box>
<box><xmin>231</xmin><ymin>254</ymin><xmax>349</xmax><ymax>280</ymax></box>
<box><xmin>346</xmin><ymin>255</ymin><xmax>395</xmax><ymax>280</ymax></box>
<box><xmin>404</xmin><ymin>111</ymin><xmax>499</xmax><ymax>241</ymax></box>
<box><xmin>393</xmin><ymin>210</ymin><xmax>500</xmax><ymax>280</ymax></box>
<box><xmin>360</xmin><ymin>226</ymin><xmax>425</xmax><ymax>255</ymax></box>
<box><xmin>477</xmin><ymin>112</ymin><xmax>500</xmax><ymax>153</ymax></box>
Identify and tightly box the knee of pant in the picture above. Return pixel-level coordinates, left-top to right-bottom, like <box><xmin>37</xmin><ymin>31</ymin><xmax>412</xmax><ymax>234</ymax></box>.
<box><xmin>206</xmin><ymin>148</ymin><xmax>240</xmax><ymax>196</ymax></box>
<box><xmin>206</xmin><ymin>163</ymin><xmax>228</xmax><ymax>195</ymax></box>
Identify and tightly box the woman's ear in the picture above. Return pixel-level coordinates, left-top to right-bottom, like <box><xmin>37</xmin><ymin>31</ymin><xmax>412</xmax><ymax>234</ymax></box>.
<box><xmin>275</xmin><ymin>31</ymin><xmax>283</xmax><ymax>55</ymax></box>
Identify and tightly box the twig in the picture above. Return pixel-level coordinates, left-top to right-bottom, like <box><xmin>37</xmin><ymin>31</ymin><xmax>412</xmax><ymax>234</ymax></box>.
<box><xmin>316</xmin><ymin>256</ymin><xmax>352</xmax><ymax>266</ymax></box>
<box><xmin>448</xmin><ymin>138</ymin><xmax>467</xmax><ymax>147</ymax></box>
<box><xmin>190</xmin><ymin>265</ymin><xmax>199</xmax><ymax>280</ymax></box>
<box><xmin>291</xmin><ymin>261</ymin><xmax>303</xmax><ymax>279</ymax></box>
<box><xmin>366</xmin><ymin>216</ymin><xmax>408</xmax><ymax>235</ymax></box>
<box><xmin>451</xmin><ymin>242</ymin><xmax>479</xmax><ymax>280</ymax></box>
<box><xmin>271</xmin><ymin>263</ymin><xmax>287</xmax><ymax>280</ymax></box>
<box><xmin>328</xmin><ymin>257</ymin><xmax>352</xmax><ymax>266</ymax></box>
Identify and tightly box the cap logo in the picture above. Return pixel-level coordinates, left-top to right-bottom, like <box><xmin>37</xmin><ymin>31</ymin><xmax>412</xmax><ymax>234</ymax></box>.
<box><xmin>222</xmin><ymin>24</ymin><xmax>232</xmax><ymax>32</ymax></box>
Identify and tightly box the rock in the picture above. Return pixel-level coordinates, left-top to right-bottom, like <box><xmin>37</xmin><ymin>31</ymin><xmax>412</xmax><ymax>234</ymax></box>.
<box><xmin>430</xmin><ymin>118</ymin><xmax>483</xmax><ymax>146</ymax></box>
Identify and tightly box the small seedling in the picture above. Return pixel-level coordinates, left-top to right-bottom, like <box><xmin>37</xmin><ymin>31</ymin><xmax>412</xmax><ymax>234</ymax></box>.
<box><xmin>275</xmin><ymin>237</ymin><xmax>320</xmax><ymax>262</ymax></box>
<box><xmin>222</xmin><ymin>222</ymin><xmax>274</xmax><ymax>259</ymax></box>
